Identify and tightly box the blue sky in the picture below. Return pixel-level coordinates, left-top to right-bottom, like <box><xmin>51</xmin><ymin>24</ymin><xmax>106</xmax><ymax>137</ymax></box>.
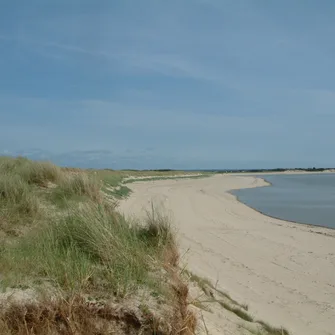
<box><xmin>1</xmin><ymin>0</ymin><xmax>334</xmax><ymax>169</ymax></box>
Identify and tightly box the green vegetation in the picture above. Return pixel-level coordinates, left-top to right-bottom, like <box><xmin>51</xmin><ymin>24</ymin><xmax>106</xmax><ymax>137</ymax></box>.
<box><xmin>95</xmin><ymin>169</ymin><xmax>203</xmax><ymax>187</ymax></box>
<box><xmin>0</xmin><ymin>156</ymin><xmax>195</xmax><ymax>334</ymax></box>
<box><xmin>50</xmin><ymin>173</ymin><xmax>102</xmax><ymax>207</ymax></box>
<box><xmin>0</xmin><ymin>158</ymin><xmax>45</xmax><ymax>233</ymax></box>
<box><xmin>218</xmin><ymin>301</ymin><xmax>254</xmax><ymax>322</ymax></box>
<box><xmin>0</xmin><ymin>203</ymin><xmax>176</xmax><ymax>295</ymax></box>
<box><xmin>183</xmin><ymin>269</ymin><xmax>213</xmax><ymax>294</ymax></box>
<box><xmin>96</xmin><ymin>168</ymin><xmax>211</xmax><ymax>200</ymax></box>
<box><xmin>95</xmin><ymin>168</ymin><xmax>212</xmax><ymax>200</ymax></box>
<box><xmin>124</xmin><ymin>173</ymin><xmax>212</xmax><ymax>184</ymax></box>
<box><xmin>185</xmin><ymin>270</ymin><xmax>290</xmax><ymax>335</ymax></box>
<box><xmin>215</xmin><ymin>167</ymin><xmax>334</xmax><ymax>174</ymax></box>
<box><xmin>103</xmin><ymin>185</ymin><xmax>132</xmax><ymax>199</ymax></box>
<box><xmin>0</xmin><ymin>156</ymin><xmax>62</xmax><ymax>186</ymax></box>
<box><xmin>184</xmin><ymin>269</ymin><xmax>248</xmax><ymax>310</ymax></box>
<box><xmin>96</xmin><ymin>170</ymin><xmax>124</xmax><ymax>188</ymax></box>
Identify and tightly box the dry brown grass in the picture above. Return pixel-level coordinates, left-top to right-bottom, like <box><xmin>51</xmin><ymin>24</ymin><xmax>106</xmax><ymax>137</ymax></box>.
<box><xmin>0</xmin><ymin>285</ymin><xmax>196</xmax><ymax>335</ymax></box>
<box><xmin>0</xmin><ymin>295</ymin><xmax>144</xmax><ymax>335</ymax></box>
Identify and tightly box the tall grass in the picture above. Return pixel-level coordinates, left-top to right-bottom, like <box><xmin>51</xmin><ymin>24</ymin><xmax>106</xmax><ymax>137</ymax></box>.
<box><xmin>0</xmin><ymin>174</ymin><xmax>41</xmax><ymax>230</ymax></box>
<box><xmin>18</xmin><ymin>161</ymin><xmax>62</xmax><ymax>186</ymax></box>
<box><xmin>0</xmin><ymin>157</ymin><xmax>62</xmax><ymax>186</ymax></box>
<box><xmin>0</xmin><ymin>157</ymin><xmax>64</xmax><ymax>231</ymax></box>
<box><xmin>50</xmin><ymin>173</ymin><xmax>102</xmax><ymax>206</ymax></box>
<box><xmin>0</xmin><ymin>203</ymin><xmax>176</xmax><ymax>296</ymax></box>
<box><xmin>0</xmin><ymin>156</ymin><xmax>29</xmax><ymax>172</ymax></box>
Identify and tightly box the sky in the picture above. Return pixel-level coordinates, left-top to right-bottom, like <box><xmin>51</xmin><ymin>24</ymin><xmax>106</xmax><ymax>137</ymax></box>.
<box><xmin>1</xmin><ymin>0</ymin><xmax>335</xmax><ymax>170</ymax></box>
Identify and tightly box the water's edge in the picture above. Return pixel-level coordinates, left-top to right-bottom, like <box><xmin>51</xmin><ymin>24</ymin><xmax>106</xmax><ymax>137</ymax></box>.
<box><xmin>228</xmin><ymin>175</ymin><xmax>335</xmax><ymax>232</ymax></box>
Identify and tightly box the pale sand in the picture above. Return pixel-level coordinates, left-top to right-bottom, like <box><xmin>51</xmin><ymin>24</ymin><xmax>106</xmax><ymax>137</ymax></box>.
<box><xmin>119</xmin><ymin>174</ymin><xmax>335</xmax><ymax>335</ymax></box>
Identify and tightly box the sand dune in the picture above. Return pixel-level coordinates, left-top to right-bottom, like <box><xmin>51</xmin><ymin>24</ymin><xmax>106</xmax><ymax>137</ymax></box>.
<box><xmin>119</xmin><ymin>174</ymin><xmax>335</xmax><ymax>335</ymax></box>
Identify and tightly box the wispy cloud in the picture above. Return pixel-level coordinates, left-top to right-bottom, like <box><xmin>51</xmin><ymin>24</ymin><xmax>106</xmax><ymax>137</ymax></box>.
<box><xmin>2</xmin><ymin>33</ymin><xmax>224</xmax><ymax>85</ymax></box>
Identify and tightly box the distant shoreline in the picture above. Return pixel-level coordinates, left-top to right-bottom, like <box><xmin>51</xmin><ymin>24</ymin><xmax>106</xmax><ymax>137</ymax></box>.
<box><xmin>229</xmin><ymin>169</ymin><xmax>335</xmax><ymax>176</ymax></box>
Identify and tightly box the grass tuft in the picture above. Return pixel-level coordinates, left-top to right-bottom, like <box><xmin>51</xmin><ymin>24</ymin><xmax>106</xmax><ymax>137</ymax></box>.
<box><xmin>0</xmin><ymin>156</ymin><xmax>29</xmax><ymax>174</ymax></box>
<box><xmin>50</xmin><ymin>173</ymin><xmax>102</xmax><ymax>206</ymax></box>
<box><xmin>104</xmin><ymin>185</ymin><xmax>132</xmax><ymax>199</ymax></box>
<box><xmin>218</xmin><ymin>301</ymin><xmax>254</xmax><ymax>322</ymax></box>
<box><xmin>184</xmin><ymin>270</ymin><xmax>290</xmax><ymax>334</ymax></box>
<box><xmin>17</xmin><ymin>161</ymin><xmax>62</xmax><ymax>186</ymax></box>
<box><xmin>0</xmin><ymin>156</ymin><xmax>63</xmax><ymax>187</ymax></box>
<box><xmin>0</xmin><ymin>173</ymin><xmax>41</xmax><ymax>230</ymax></box>
<box><xmin>183</xmin><ymin>270</ymin><xmax>212</xmax><ymax>294</ymax></box>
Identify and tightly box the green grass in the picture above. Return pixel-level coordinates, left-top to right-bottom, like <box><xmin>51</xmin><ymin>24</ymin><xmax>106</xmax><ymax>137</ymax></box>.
<box><xmin>183</xmin><ymin>269</ymin><xmax>212</xmax><ymax>293</ymax></box>
<box><xmin>17</xmin><ymin>161</ymin><xmax>62</xmax><ymax>186</ymax></box>
<box><xmin>96</xmin><ymin>171</ymin><xmax>125</xmax><ymax>188</ymax></box>
<box><xmin>184</xmin><ymin>269</ymin><xmax>248</xmax><ymax>310</ymax></box>
<box><xmin>0</xmin><ymin>156</ymin><xmax>29</xmax><ymax>173</ymax></box>
<box><xmin>93</xmin><ymin>169</ymin><xmax>211</xmax><ymax>202</ymax></box>
<box><xmin>50</xmin><ymin>173</ymin><xmax>102</xmax><ymax>207</ymax></box>
<box><xmin>0</xmin><ymin>173</ymin><xmax>41</xmax><ymax>232</ymax></box>
<box><xmin>0</xmin><ymin>156</ymin><xmax>62</xmax><ymax>186</ymax></box>
<box><xmin>124</xmin><ymin>173</ymin><xmax>212</xmax><ymax>184</ymax></box>
<box><xmin>98</xmin><ymin>170</ymin><xmax>209</xmax><ymax>199</ymax></box>
<box><xmin>184</xmin><ymin>270</ymin><xmax>290</xmax><ymax>334</ymax></box>
<box><xmin>0</xmin><ymin>202</ymin><xmax>176</xmax><ymax>297</ymax></box>
<box><xmin>103</xmin><ymin>185</ymin><xmax>132</xmax><ymax>199</ymax></box>
<box><xmin>219</xmin><ymin>301</ymin><xmax>254</xmax><ymax>322</ymax></box>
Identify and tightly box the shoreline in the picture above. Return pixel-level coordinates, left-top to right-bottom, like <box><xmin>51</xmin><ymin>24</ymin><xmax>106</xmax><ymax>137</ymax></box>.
<box><xmin>119</xmin><ymin>174</ymin><xmax>335</xmax><ymax>335</ymax></box>
<box><xmin>229</xmin><ymin>176</ymin><xmax>335</xmax><ymax>233</ymax></box>
<box><xmin>224</xmin><ymin>170</ymin><xmax>335</xmax><ymax>176</ymax></box>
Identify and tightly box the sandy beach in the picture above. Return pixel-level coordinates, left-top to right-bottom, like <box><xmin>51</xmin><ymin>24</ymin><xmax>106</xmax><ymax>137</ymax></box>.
<box><xmin>119</xmin><ymin>174</ymin><xmax>335</xmax><ymax>335</ymax></box>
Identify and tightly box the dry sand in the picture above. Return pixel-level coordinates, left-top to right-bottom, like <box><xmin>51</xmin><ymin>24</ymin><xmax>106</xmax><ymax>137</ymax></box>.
<box><xmin>119</xmin><ymin>174</ymin><xmax>335</xmax><ymax>335</ymax></box>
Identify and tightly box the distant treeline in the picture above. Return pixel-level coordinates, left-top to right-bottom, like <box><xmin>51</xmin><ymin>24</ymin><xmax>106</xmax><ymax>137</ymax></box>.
<box><xmin>212</xmin><ymin>167</ymin><xmax>332</xmax><ymax>173</ymax></box>
<box><xmin>121</xmin><ymin>169</ymin><xmax>175</xmax><ymax>172</ymax></box>
<box><xmin>93</xmin><ymin>167</ymin><xmax>333</xmax><ymax>173</ymax></box>
<box><xmin>122</xmin><ymin>168</ymin><xmax>332</xmax><ymax>173</ymax></box>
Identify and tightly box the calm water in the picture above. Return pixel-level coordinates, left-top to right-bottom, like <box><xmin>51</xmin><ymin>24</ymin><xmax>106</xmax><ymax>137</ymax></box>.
<box><xmin>232</xmin><ymin>174</ymin><xmax>335</xmax><ymax>229</ymax></box>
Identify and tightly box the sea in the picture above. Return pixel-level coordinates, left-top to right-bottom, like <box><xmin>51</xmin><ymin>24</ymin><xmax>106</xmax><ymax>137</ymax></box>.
<box><xmin>231</xmin><ymin>173</ymin><xmax>335</xmax><ymax>229</ymax></box>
